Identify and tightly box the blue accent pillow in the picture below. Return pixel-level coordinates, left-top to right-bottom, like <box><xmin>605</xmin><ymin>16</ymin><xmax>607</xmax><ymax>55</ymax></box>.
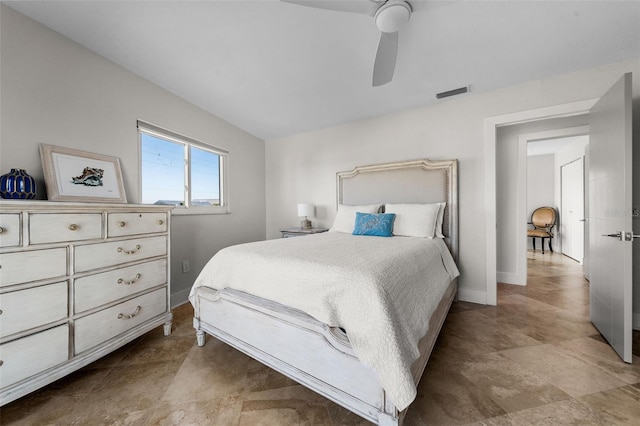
<box><xmin>352</xmin><ymin>212</ymin><xmax>396</xmax><ymax>237</ymax></box>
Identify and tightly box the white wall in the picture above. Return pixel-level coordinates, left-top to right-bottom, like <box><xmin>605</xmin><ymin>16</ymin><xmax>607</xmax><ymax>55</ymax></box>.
<box><xmin>527</xmin><ymin>154</ymin><xmax>555</xmax><ymax>250</ymax></box>
<box><xmin>0</xmin><ymin>5</ymin><xmax>266</xmax><ymax>306</ymax></box>
<box><xmin>495</xmin><ymin>128</ymin><xmax>520</xmax><ymax>279</ymax></box>
<box><xmin>266</xmin><ymin>58</ymin><xmax>640</xmax><ymax>307</ymax></box>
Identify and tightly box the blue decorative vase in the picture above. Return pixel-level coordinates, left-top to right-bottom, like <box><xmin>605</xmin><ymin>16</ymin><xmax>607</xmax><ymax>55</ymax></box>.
<box><xmin>0</xmin><ymin>168</ymin><xmax>37</xmax><ymax>199</ymax></box>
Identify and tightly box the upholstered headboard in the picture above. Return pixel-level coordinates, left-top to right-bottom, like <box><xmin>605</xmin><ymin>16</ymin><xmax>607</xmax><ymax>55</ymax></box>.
<box><xmin>337</xmin><ymin>159</ymin><xmax>458</xmax><ymax>259</ymax></box>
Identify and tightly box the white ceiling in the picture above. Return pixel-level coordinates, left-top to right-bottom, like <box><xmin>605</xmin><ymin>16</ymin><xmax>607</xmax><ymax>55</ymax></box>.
<box><xmin>5</xmin><ymin>0</ymin><xmax>640</xmax><ymax>140</ymax></box>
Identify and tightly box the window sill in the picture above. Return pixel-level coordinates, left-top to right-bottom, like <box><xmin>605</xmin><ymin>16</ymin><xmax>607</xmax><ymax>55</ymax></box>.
<box><xmin>171</xmin><ymin>206</ymin><xmax>230</xmax><ymax>216</ymax></box>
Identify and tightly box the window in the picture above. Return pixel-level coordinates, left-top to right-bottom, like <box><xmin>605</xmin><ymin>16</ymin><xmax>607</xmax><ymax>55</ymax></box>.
<box><xmin>138</xmin><ymin>121</ymin><xmax>228</xmax><ymax>214</ymax></box>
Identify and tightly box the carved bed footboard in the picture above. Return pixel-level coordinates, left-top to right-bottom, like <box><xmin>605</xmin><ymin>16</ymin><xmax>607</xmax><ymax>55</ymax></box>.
<box><xmin>193</xmin><ymin>279</ymin><xmax>457</xmax><ymax>425</ymax></box>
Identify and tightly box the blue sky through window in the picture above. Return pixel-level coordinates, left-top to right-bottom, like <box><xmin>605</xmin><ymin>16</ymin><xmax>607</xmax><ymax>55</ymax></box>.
<box><xmin>141</xmin><ymin>133</ymin><xmax>220</xmax><ymax>205</ymax></box>
<box><xmin>190</xmin><ymin>146</ymin><xmax>220</xmax><ymax>205</ymax></box>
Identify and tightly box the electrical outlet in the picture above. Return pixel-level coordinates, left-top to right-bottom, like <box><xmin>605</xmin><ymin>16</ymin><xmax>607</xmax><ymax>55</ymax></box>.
<box><xmin>182</xmin><ymin>260</ymin><xmax>190</xmax><ymax>273</ymax></box>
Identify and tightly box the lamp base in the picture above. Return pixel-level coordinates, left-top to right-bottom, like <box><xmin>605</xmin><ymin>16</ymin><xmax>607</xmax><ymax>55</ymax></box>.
<box><xmin>301</xmin><ymin>219</ymin><xmax>312</xmax><ymax>230</ymax></box>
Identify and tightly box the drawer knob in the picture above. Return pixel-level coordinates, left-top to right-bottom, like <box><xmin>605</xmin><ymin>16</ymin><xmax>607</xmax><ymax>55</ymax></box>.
<box><xmin>118</xmin><ymin>305</ymin><xmax>141</xmax><ymax>320</ymax></box>
<box><xmin>157</xmin><ymin>219</ymin><xmax>164</xmax><ymax>225</ymax></box>
<box><xmin>117</xmin><ymin>245</ymin><xmax>141</xmax><ymax>255</ymax></box>
<box><xmin>117</xmin><ymin>273</ymin><xmax>141</xmax><ymax>285</ymax></box>
<box><xmin>118</xmin><ymin>221</ymin><xmax>126</xmax><ymax>227</ymax></box>
<box><xmin>68</xmin><ymin>224</ymin><xmax>79</xmax><ymax>231</ymax></box>
<box><xmin>0</xmin><ymin>226</ymin><xmax>4</xmax><ymax>234</ymax></box>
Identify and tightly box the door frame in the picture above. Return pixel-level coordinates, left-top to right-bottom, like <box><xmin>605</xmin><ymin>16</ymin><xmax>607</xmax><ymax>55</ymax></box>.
<box><xmin>560</xmin><ymin>156</ymin><xmax>586</xmax><ymax>263</ymax></box>
<box><xmin>484</xmin><ymin>99</ymin><xmax>597</xmax><ymax>305</ymax></box>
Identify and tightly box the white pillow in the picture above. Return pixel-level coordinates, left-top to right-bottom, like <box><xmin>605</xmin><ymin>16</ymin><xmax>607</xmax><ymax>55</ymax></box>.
<box><xmin>435</xmin><ymin>202</ymin><xmax>446</xmax><ymax>238</ymax></box>
<box><xmin>330</xmin><ymin>204</ymin><xmax>381</xmax><ymax>234</ymax></box>
<box><xmin>385</xmin><ymin>203</ymin><xmax>441</xmax><ymax>238</ymax></box>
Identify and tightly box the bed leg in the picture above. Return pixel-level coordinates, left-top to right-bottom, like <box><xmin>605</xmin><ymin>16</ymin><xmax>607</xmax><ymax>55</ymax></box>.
<box><xmin>196</xmin><ymin>329</ymin><xmax>206</xmax><ymax>347</ymax></box>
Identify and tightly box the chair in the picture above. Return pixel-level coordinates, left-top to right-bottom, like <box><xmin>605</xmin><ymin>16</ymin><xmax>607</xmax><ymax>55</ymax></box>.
<box><xmin>527</xmin><ymin>207</ymin><xmax>557</xmax><ymax>253</ymax></box>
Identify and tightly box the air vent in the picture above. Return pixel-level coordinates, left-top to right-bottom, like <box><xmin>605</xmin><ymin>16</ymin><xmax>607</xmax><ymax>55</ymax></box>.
<box><xmin>436</xmin><ymin>86</ymin><xmax>469</xmax><ymax>99</ymax></box>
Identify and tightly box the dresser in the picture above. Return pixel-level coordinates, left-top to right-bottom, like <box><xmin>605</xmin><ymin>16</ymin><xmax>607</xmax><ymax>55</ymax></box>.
<box><xmin>0</xmin><ymin>201</ymin><xmax>173</xmax><ymax>406</ymax></box>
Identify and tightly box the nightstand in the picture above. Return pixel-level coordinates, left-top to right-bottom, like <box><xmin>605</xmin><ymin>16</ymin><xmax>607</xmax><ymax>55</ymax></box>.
<box><xmin>280</xmin><ymin>227</ymin><xmax>329</xmax><ymax>238</ymax></box>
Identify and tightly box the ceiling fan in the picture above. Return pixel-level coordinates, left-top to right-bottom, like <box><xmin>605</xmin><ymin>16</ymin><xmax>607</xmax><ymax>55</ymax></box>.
<box><xmin>283</xmin><ymin>0</ymin><xmax>428</xmax><ymax>87</ymax></box>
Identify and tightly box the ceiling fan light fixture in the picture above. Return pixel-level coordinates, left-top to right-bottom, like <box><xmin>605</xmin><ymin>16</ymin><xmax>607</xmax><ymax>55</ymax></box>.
<box><xmin>375</xmin><ymin>1</ymin><xmax>412</xmax><ymax>33</ymax></box>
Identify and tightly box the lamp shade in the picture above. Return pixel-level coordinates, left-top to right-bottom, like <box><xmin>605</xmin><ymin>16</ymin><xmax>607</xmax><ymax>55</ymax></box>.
<box><xmin>297</xmin><ymin>203</ymin><xmax>314</xmax><ymax>217</ymax></box>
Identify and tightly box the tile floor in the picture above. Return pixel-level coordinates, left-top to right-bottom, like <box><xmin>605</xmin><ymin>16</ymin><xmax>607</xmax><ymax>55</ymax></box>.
<box><xmin>2</xmin><ymin>250</ymin><xmax>639</xmax><ymax>425</ymax></box>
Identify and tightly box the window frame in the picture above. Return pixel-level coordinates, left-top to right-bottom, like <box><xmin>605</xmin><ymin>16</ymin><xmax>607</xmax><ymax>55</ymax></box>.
<box><xmin>137</xmin><ymin>121</ymin><xmax>229</xmax><ymax>215</ymax></box>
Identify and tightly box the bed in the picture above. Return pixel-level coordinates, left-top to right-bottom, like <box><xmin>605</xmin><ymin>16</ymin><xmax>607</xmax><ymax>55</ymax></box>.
<box><xmin>190</xmin><ymin>159</ymin><xmax>458</xmax><ymax>425</ymax></box>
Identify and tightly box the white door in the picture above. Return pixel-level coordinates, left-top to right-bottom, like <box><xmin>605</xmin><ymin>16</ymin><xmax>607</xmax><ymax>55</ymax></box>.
<box><xmin>561</xmin><ymin>157</ymin><xmax>584</xmax><ymax>262</ymax></box>
<box><xmin>588</xmin><ymin>73</ymin><xmax>633</xmax><ymax>363</ymax></box>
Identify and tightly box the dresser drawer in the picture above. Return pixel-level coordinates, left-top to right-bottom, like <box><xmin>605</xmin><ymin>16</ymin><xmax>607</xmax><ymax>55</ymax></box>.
<box><xmin>107</xmin><ymin>212</ymin><xmax>167</xmax><ymax>237</ymax></box>
<box><xmin>0</xmin><ymin>325</ymin><xmax>69</xmax><ymax>389</ymax></box>
<box><xmin>75</xmin><ymin>259</ymin><xmax>168</xmax><ymax>313</ymax></box>
<box><xmin>75</xmin><ymin>236</ymin><xmax>167</xmax><ymax>272</ymax></box>
<box><xmin>75</xmin><ymin>288</ymin><xmax>167</xmax><ymax>354</ymax></box>
<box><xmin>0</xmin><ymin>282</ymin><xmax>68</xmax><ymax>338</ymax></box>
<box><xmin>0</xmin><ymin>248</ymin><xmax>67</xmax><ymax>288</ymax></box>
<box><xmin>29</xmin><ymin>213</ymin><xmax>102</xmax><ymax>244</ymax></box>
<box><xmin>0</xmin><ymin>214</ymin><xmax>21</xmax><ymax>248</ymax></box>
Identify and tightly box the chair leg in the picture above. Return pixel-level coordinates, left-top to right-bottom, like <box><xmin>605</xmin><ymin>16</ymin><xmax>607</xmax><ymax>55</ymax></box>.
<box><xmin>549</xmin><ymin>237</ymin><xmax>553</xmax><ymax>252</ymax></box>
<box><xmin>532</xmin><ymin>238</ymin><xmax>536</xmax><ymax>251</ymax></box>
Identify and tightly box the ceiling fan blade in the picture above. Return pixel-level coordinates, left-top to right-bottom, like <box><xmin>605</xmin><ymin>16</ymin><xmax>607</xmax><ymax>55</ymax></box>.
<box><xmin>281</xmin><ymin>0</ymin><xmax>378</xmax><ymax>16</ymax></box>
<box><xmin>372</xmin><ymin>31</ymin><xmax>398</xmax><ymax>87</ymax></box>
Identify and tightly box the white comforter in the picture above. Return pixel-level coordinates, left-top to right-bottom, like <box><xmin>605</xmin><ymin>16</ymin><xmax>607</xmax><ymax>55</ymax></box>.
<box><xmin>189</xmin><ymin>232</ymin><xmax>459</xmax><ymax>411</ymax></box>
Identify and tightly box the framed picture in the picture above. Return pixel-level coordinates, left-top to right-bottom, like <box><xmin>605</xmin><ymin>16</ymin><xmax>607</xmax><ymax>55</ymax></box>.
<box><xmin>40</xmin><ymin>144</ymin><xmax>127</xmax><ymax>203</ymax></box>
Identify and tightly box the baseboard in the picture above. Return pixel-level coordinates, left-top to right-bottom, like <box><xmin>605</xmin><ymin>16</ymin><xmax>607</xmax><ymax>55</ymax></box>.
<box><xmin>496</xmin><ymin>271</ymin><xmax>526</xmax><ymax>286</ymax></box>
<box><xmin>170</xmin><ymin>287</ymin><xmax>191</xmax><ymax>309</ymax></box>
<box><xmin>457</xmin><ymin>288</ymin><xmax>487</xmax><ymax>305</ymax></box>
<box><xmin>633</xmin><ymin>312</ymin><xmax>640</xmax><ymax>331</ymax></box>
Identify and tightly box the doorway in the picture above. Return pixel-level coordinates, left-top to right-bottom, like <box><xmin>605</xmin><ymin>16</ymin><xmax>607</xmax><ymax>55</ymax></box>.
<box><xmin>485</xmin><ymin>99</ymin><xmax>597</xmax><ymax>305</ymax></box>
<box><xmin>496</xmin><ymin>121</ymin><xmax>589</xmax><ymax>288</ymax></box>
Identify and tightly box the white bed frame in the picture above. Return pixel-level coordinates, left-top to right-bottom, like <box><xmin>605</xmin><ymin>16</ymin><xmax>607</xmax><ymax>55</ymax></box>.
<box><xmin>192</xmin><ymin>159</ymin><xmax>458</xmax><ymax>425</ymax></box>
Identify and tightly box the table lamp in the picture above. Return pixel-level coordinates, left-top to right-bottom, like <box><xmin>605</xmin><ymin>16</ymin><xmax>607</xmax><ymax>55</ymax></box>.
<box><xmin>297</xmin><ymin>203</ymin><xmax>314</xmax><ymax>229</ymax></box>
